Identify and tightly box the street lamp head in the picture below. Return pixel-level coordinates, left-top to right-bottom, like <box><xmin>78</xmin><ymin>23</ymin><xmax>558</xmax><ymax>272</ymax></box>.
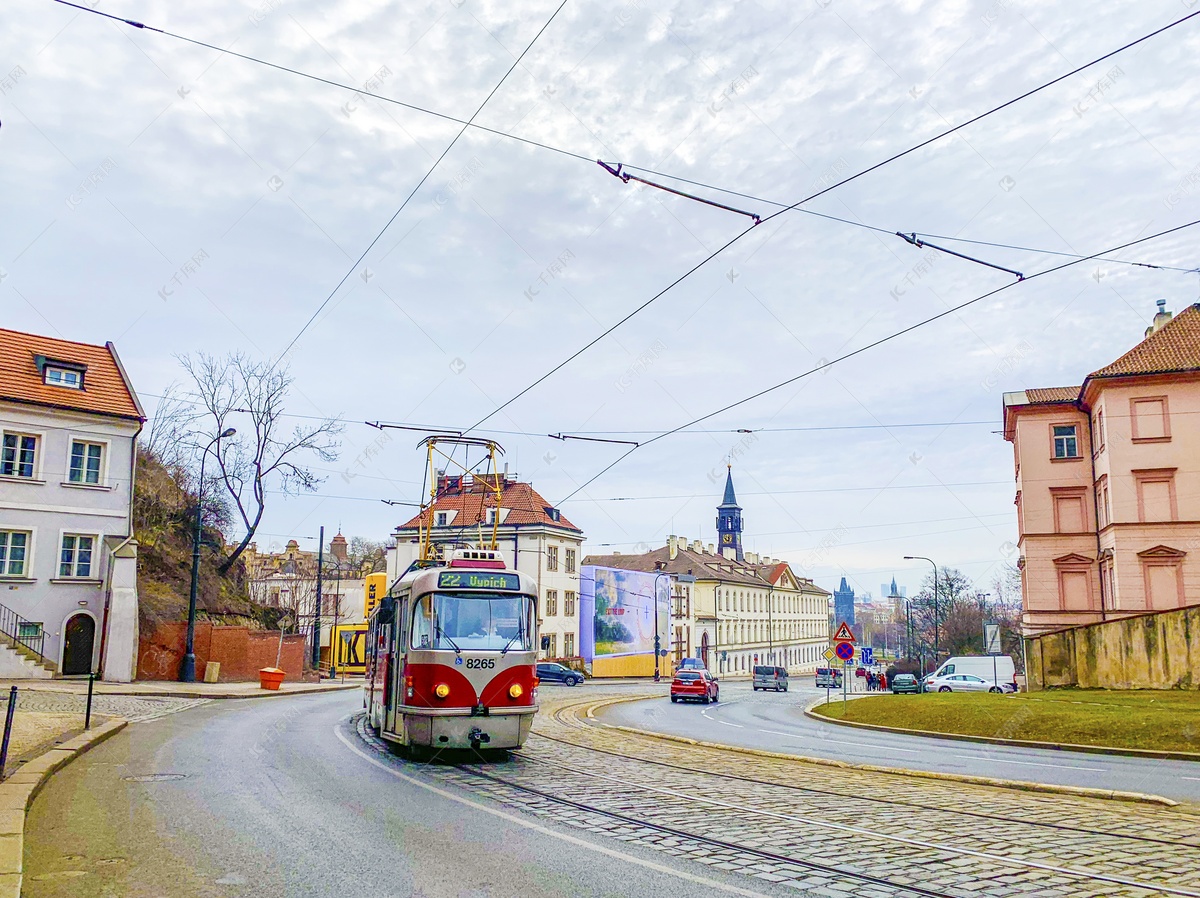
<box><xmin>220</xmin><ymin>427</ymin><xmax>237</xmax><ymax>438</ymax></box>
<box><xmin>903</xmin><ymin>555</ymin><xmax>915</xmax><ymax>560</ymax></box>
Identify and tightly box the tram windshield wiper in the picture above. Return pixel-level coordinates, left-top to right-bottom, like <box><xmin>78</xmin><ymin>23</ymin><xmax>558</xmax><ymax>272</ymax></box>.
<box><xmin>436</xmin><ymin>624</ymin><xmax>462</xmax><ymax>654</ymax></box>
<box><xmin>500</xmin><ymin>630</ymin><xmax>522</xmax><ymax>655</ymax></box>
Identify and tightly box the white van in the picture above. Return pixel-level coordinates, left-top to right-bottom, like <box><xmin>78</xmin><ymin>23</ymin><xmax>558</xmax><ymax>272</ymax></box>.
<box><xmin>925</xmin><ymin>656</ymin><xmax>1016</xmax><ymax>693</ymax></box>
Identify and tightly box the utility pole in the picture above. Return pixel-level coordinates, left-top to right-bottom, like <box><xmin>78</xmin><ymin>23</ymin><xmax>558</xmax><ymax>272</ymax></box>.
<box><xmin>312</xmin><ymin>526</ymin><xmax>323</xmax><ymax>670</ymax></box>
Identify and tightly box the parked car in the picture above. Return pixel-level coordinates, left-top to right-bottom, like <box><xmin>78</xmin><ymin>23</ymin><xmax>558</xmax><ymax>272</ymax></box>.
<box><xmin>536</xmin><ymin>662</ymin><xmax>583</xmax><ymax>687</ymax></box>
<box><xmin>855</xmin><ymin>667</ymin><xmax>866</xmax><ymax>677</ymax></box>
<box><xmin>752</xmin><ymin>666</ymin><xmax>789</xmax><ymax>692</ymax></box>
<box><xmin>670</xmin><ymin>669</ymin><xmax>719</xmax><ymax>704</ymax></box>
<box><xmin>925</xmin><ymin>656</ymin><xmax>1017</xmax><ymax>692</ymax></box>
<box><xmin>889</xmin><ymin>673</ymin><xmax>921</xmax><ymax>694</ymax></box>
<box><xmin>924</xmin><ymin>673</ymin><xmax>1016</xmax><ymax>693</ymax></box>
<box><xmin>815</xmin><ymin>667</ymin><xmax>843</xmax><ymax>689</ymax></box>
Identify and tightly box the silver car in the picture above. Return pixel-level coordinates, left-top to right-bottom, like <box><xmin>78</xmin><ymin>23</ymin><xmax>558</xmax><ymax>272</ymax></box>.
<box><xmin>926</xmin><ymin>673</ymin><xmax>1015</xmax><ymax>693</ymax></box>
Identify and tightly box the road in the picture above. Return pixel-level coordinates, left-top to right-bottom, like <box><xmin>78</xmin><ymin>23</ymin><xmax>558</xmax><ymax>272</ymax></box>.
<box><xmin>21</xmin><ymin>689</ymin><xmax>808</xmax><ymax>898</ymax></box>
<box><xmin>599</xmin><ymin>680</ymin><xmax>1200</xmax><ymax>803</ymax></box>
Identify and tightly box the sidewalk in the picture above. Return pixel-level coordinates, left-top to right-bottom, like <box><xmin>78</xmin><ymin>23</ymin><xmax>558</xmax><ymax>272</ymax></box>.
<box><xmin>0</xmin><ymin>677</ymin><xmax>364</xmax><ymax>700</ymax></box>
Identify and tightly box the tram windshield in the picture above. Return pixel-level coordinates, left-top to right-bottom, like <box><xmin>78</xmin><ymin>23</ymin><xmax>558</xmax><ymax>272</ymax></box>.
<box><xmin>411</xmin><ymin>592</ymin><xmax>534</xmax><ymax>652</ymax></box>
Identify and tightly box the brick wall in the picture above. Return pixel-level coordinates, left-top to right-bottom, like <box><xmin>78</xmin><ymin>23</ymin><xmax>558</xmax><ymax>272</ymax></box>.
<box><xmin>136</xmin><ymin>621</ymin><xmax>307</xmax><ymax>682</ymax></box>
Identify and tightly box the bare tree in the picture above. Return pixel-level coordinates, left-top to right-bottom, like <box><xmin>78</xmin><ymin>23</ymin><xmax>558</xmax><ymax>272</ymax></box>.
<box><xmin>179</xmin><ymin>352</ymin><xmax>343</xmax><ymax>574</ymax></box>
<box><xmin>348</xmin><ymin>536</ymin><xmax>387</xmax><ymax>574</ymax></box>
<box><xmin>143</xmin><ymin>382</ymin><xmax>200</xmax><ymax>470</ymax></box>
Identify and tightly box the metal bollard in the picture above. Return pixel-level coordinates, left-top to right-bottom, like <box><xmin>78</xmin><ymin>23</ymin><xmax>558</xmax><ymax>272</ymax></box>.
<box><xmin>0</xmin><ymin>686</ymin><xmax>17</xmax><ymax>780</ymax></box>
<box><xmin>85</xmin><ymin>672</ymin><xmax>95</xmax><ymax>729</ymax></box>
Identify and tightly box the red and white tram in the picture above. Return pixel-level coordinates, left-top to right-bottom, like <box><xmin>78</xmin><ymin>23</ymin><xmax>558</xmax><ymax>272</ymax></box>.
<box><xmin>365</xmin><ymin>549</ymin><xmax>539</xmax><ymax>754</ymax></box>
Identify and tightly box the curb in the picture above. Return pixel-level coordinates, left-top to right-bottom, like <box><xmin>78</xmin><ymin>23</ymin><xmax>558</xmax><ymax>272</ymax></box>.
<box><xmin>11</xmin><ymin>683</ymin><xmax>362</xmax><ymax>701</ymax></box>
<box><xmin>805</xmin><ymin>697</ymin><xmax>1200</xmax><ymax>763</ymax></box>
<box><xmin>0</xmin><ymin>718</ymin><xmax>127</xmax><ymax>897</ymax></box>
<box><xmin>573</xmin><ymin>693</ymin><xmax>1177</xmax><ymax>808</ymax></box>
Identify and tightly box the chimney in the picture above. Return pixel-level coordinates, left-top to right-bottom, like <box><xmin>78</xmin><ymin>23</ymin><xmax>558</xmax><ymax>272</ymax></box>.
<box><xmin>668</xmin><ymin>535</ymin><xmax>678</xmax><ymax>560</ymax></box>
<box><xmin>707</xmin><ymin>543</ymin><xmax>715</xmax><ymax>555</ymax></box>
<box><xmin>1146</xmin><ymin>299</ymin><xmax>1173</xmax><ymax>337</ymax></box>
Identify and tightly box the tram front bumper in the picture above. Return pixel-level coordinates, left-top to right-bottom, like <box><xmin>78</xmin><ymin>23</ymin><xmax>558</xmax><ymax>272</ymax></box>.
<box><xmin>403</xmin><ymin>709</ymin><xmax>534</xmax><ymax>750</ymax></box>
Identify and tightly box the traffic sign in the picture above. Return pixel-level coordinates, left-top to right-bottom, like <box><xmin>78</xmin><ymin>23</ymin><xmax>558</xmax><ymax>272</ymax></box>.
<box><xmin>835</xmin><ymin>642</ymin><xmax>855</xmax><ymax>662</ymax></box>
<box><xmin>860</xmin><ymin>647</ymin><xmax>874</xmax><ymax>666</ymax></box>
<box><xmin>833</xmin><ymin>622</ymin><xmax>855</xmax><ymax>643</ymax></box>
<box><xmin>822</xmin><ymin>646</ymin><xmax>836</xmax><ymax>662</ymax></box>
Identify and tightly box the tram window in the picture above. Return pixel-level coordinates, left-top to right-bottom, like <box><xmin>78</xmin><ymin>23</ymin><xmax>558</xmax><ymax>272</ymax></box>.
<box><xmin>411</xmin><ymin>592</ymin><xmax>535</xmax><ymax>652</ymax></box>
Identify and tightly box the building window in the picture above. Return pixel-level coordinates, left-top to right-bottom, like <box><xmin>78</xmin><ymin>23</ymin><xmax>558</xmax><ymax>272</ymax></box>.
<box><xmin>546</xmin><ymin>546</ymin><xmax>558</xmax><ymax>571</ymax></box>
<box><xmin>44</xmin><ymin>366</ymin><xmax>83</xmax><ymax>389</ymax></box>
<box><xmin>564</xmin><ymin>633</ymin><xmax>575</xmax><ymax>657</ymax></box>
<box><xmin>545</xmin><ymin>589</ymin><xmax>558</xmax><ymax>616</ymax></box>
<box><xmin>485</xmin><ymin>508</ymin><xmax>497</xmax><ymax>524</ymax></box>
<box><xmin>1139</xmin><ymin>547</ymin><xmax>1186</xmax><ymax>610</ymax></box>
<box><xmin>59</xmin><ymin>535</ymin><xmax>95</xmax><ymax>578</ymax></box>
<box><xmin>544</xmin><ymin>633</ymin><xmax>557</xmax><ymax>658</ymax></box>
<box><xmin>1052</xmin><ymin>425</ymin><xmax>1079</xmax><ymax>459</ymax></box>
<box><xmin>1095</xmin><ymin>410</ymin><xmax>1105</xmax><ymax>452</ymax></box>
<box><xmin>69</xmin><ymin>441</ymin><xmax>104</xmax><ymax>484</ymax></box>
<box><xmin>1</xmin><ymin>433</ymin><xmax>38</xmax><ymax>478</ymax></box>
<box><xmin>1051</xmin><ymin>488</ymin><xmax>1088</xmax><ymax>533</ymax></box>
<box><xmin>436</xmin><ymin>512</ymin><xmax>448</xmax><ymax>527</ymax></box>
<box><xmin>1130</xmin><ymin>396</ymin><xmax>1170</xmax><ymax>442</ymax></box>
<box><xmin>0</xmin><ymin>531</ymin><xmax>30</xmax><ymax>577</ymax></box>
<box><xmin>1135</xmin><ymin>470</ymin><xmax>1177</xmax><ymax>523</ymax></box>
<box><xmin>564</xmin><ymin>590</ymin><xmax>575</xmax><ymax>616</ymax></box>
<box><xmin>565</xmin><ymin>548</ymin><xmax>576</xmax><ymax>573</ymax></box>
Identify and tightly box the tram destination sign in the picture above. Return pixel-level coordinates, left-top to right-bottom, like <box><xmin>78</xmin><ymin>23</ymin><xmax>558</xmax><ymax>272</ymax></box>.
<box><xmin>437</xmin><ymin>571</ymin><xmax>521</xmax><ymax>591</ymax></box>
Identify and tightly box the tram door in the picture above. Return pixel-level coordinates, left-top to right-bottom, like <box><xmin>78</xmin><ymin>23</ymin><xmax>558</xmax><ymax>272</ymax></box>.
<box><xmin>386</xmin><ymin>590</ymin><xmax>408</xmax><ymax>736</ymax></box>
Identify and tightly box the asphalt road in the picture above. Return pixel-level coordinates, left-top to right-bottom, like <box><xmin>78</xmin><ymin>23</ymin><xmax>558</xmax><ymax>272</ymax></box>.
<box><xmin>22</xmin><ymin>690</ymin><xmax>804</xmax><ymax>898</ymax></box>
<box><xmin>599</xmin><ymin>680</ymin><xmax>1200</xmax><ymax>803</ymax></box>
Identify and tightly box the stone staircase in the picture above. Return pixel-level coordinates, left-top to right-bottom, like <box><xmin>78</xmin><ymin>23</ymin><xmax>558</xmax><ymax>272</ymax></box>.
<box><xmin>0</xmin><ymin>631</ymin><xmax>56</xmax><ymax>679</ymax></box>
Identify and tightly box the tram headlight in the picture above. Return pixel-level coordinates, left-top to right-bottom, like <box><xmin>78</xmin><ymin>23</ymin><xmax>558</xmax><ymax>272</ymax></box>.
<box><xmin>434</xmin><ymin>683</ymin><xmax>451</xmax><ymax>700</ymax></box>
<box><xmin>508</xmin><ymin>683</ymin><xmax>524</xmax><ymax>700</ymax></box>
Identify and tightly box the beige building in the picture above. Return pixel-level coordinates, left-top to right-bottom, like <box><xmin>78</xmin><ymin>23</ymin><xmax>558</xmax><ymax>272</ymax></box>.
<box><xmin>388</xmin><ymin>471</ymin><xmax>585</xmax><ymax>661</ymax></box>
<box><xmin>585</xmin><ymin>535</ymin><xmax>830</xmax><ymax>676</ymax></box>
<box><xmin>1003</xmin><ymin>301</ymin><xmax>1200</xmax><ymax>636</ymax></box>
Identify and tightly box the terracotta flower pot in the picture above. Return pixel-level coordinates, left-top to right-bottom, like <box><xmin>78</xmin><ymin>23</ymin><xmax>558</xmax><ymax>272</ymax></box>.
<box><xmin>259</xmin><ymin>667</ymin><xmax>286</xmax><ymax>690</ymax></box>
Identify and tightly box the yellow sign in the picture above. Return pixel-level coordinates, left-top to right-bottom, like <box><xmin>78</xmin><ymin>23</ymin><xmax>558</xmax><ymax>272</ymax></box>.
<box><xmin>365</xmin><ymin>573</ymin><xmax>387</xmax><ymax>619</ymax></box>
<box><xmin>331</xmin><ymin>623</ymin><xmax>369</xmax><ymax>674</ymax></box>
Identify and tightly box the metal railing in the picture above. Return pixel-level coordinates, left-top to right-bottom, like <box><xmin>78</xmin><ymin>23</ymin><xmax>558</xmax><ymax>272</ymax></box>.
<box><xmin>0</xmin><ymin>601</ymin><xmax>46</xmax><ymax>660</ymax></box>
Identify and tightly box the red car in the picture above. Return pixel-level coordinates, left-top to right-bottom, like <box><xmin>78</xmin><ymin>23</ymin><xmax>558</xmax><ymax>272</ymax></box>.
<box><xmin>670</xmin><ymin>669</ymin><xmax>719</xmax><ymax>704</ymax></box>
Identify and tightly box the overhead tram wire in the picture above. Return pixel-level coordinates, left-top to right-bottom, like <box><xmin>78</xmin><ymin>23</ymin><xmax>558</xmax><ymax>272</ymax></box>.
<box><xmin>272</xmin><ymin>0</ymin><xmax>571</xmax><ymax>364</ymax></box>
<box><xmin>59</xmin><ymin>2</ymin><xmax>1197</xmax><ymax>274</ymax></box>
<box><xmin>554</xmin><ymin>218</ymin><xmax>1200</xmax><ymax>505</ymax></box>
<box><xmin>462</xmin><ymin>9</ymin><xmax>1200</xmax><ymax>434</ymax></box>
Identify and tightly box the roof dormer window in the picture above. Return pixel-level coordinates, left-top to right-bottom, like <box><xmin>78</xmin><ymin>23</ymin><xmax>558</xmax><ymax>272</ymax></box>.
<box><xmin>34</xmin><ymin>355</ymin><xmax>87</xmax><ymax>390</ymax></box>
<box><xmin>45</xmin><ymin>366</ymin><xmax>83</xmax><ymax>389</ymax></box>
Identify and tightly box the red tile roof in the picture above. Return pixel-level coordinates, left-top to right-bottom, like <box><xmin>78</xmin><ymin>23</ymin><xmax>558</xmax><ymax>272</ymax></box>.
<box><xmin>0</xmin><ymin>328</ymin><xmax>143</xmax><ymax>420</ymax></box>
<box><xmin>583</xmin><ymin>546</ymin><xmax>829</xmax><ymax>594</ymax></box>
<box><xmin>1088</xmin><ymin>303</ymin><xmax>1200</xmax><ymax>379</ymax></box>
<box><xmin>396</xmin><ymin>480</ymin><xmax>581</xmax><ymax>533</ymax></box>
<box><xmin>1024</xmin><ymin>386</ymin><xmax>1080</xmax><ymax>404</ymax></box>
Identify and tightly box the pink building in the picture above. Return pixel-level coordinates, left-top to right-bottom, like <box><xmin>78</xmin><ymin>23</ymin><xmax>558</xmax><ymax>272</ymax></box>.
<box><xmin>1003</xmin><ymin>302</ymin><xmax>1200</xmax><ymax>636</ymax></box>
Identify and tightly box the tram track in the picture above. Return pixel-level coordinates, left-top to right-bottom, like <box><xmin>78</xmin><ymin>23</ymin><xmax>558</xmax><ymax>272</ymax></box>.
<box><xmin>530</xmin><ymin>727</ymin><xmax>1199</xmax><ymax>850</ymax></box>
<box><xmin>449</xmin><ymin>751</ymin><xmax>1200</xmax><ymax>898</ymax></box>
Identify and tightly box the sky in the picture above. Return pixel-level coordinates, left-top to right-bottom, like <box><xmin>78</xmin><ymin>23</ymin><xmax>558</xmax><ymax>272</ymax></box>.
<box><xmin>4</xmin><ymin>0</ymin><xmax>1200</xmax><ymax>601</ymax></box>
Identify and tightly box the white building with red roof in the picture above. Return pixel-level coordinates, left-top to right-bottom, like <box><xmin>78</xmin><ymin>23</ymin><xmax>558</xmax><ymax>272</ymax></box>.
<box><xmin>0</xmin><ymin>328</ymin><xmax>145</xmax><ymax>680</ymax></box>
<box><xmin>388</xmin><ymin>471</ymin><xmax>585</xmax><ymax>660</ymax></box>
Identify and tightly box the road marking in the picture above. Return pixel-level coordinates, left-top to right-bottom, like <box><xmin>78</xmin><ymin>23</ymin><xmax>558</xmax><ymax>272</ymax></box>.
<box><xmin>1182</xmin><ymin>777</ymin><xmax>1200</xmax><ymax>782</ymax></box>
<box><xmin>761</xmin><ymin>730</ymin><xmax>920</xmax><ymax>754</ymax></box>
<box><xmin>333</xmin><ymin>726</ymin><xmax>775</xmax><ymax>898</ymax></box>
<box><xmin>953</xmin><ymin>755</ymin><xmax>1105</xmax><ymax>772</ymax></box>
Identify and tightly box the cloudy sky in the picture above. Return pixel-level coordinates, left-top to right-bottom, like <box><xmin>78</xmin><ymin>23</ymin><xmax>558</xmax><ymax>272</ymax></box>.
<box><xmin>4</xmin><ymin>0</ymin><xmax>1199</xmax><ymax>599</ymax></box>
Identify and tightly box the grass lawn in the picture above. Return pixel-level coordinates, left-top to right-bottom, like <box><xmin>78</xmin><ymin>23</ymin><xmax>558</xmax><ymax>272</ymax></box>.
<box><xmin>813</xmin><ymin>690</ymin><xmax>1200</xmax><ymax>753</ymax></box>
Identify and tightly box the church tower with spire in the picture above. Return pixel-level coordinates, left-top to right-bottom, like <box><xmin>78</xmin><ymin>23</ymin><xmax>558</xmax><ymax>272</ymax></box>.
<box><xmin>716</xmin><ymin>465</ymin><xmax>744</xmax><ymax>561</ymax></box>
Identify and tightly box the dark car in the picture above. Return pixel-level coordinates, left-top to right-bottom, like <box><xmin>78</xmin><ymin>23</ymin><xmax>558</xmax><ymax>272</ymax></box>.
<box><xmin>890</xmin><ymin>673</ymin><xmax>921</xmax><ymax>694</ymax></box>
<box><xmin>670</xmin><ymin>670</ymin><xmax>719</xmax><ymax>704</ymax></box>
<box><xmin>536</xmin><ymin>662</ymin><xmax>582</xmax><ymax>687</ymax></box>
<box><xmin>675</xmin><ymin>657</ymin><xmax>707</xmax><ymax>672</ymax></box>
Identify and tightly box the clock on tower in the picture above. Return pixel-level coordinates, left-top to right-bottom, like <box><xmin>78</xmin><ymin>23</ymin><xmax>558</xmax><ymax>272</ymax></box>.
<box><xmin>715</xmin><ymin>465</ymin><xmax>744</xmax><ymax>561</ymax></box>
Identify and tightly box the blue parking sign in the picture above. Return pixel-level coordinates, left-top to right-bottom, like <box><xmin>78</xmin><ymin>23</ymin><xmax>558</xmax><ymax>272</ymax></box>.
<box><xmin>860</xmin><ymin>647</ymin><xmax>873</xmax><ymax>666</ymax></box>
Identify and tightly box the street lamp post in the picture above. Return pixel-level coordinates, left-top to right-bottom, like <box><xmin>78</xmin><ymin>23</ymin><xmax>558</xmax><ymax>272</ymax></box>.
<box><xmin>181</xmin><ymin>427</ymin><xmax>236</xmax><ymax>682</ymax></box>
<box><xmin>904</xmin><ymin>555</ymin><xmax>938</xmax><ymax>669</ymax></box>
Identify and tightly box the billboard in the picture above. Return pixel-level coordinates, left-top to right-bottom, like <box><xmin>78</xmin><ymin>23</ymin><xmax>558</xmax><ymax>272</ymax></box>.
<box><xmin>580</xmin><ymin>566</ymin><xmax>669</xmax><ymax>662</ymax></box>
<box><xmin>364</xmin><ymin>573</ymin><xmax>387</xmax><ymax>619</ymax></box>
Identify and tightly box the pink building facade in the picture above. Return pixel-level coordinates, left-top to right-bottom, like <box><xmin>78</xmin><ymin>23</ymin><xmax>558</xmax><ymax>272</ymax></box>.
<box><xmin>1003</xmin><ymin>302</ymin><xmax>1200</xmax><ymax>636</ymax></box>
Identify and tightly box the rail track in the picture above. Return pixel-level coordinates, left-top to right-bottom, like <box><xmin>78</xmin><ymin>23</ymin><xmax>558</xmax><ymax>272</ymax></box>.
<box><xmin>536</xmin><ymin>703</ymin><xmax>1199</xmax><ymax>849</ymax></box>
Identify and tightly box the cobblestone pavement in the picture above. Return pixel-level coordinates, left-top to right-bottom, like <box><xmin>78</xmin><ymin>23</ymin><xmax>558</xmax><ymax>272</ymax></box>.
<box><xmin>353</xmin><ymin>690</ymin><xmax>1200</xmax><ymax>898</ymax></box>
<box><xmin>5</xmin><ymin>690</ymin><xmax>209</xmax><ymax>722</ymax></box>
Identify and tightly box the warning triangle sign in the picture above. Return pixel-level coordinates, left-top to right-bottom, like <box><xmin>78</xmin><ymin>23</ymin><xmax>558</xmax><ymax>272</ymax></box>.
<box><xmin>833</xmin><ymin>622</ymin><xmax>856</xmax><ymax>643</ymax></box>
